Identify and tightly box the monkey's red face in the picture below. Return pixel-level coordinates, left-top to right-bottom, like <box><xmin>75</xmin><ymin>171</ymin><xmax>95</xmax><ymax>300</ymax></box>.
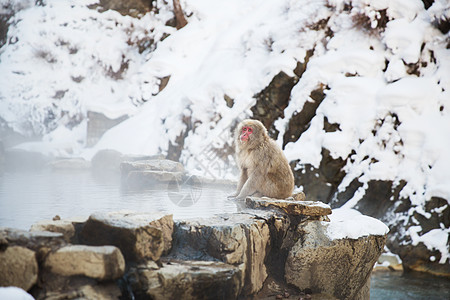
<box><xmin>240</xmin><ymin>126</ymin><xmax>253</xmax><ymax>142</ymax></box>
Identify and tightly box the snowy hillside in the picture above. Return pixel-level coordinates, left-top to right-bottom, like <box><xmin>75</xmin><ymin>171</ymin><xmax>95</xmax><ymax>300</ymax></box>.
<box><xmin>0</xmin><ymin>0</ymin><xmax>449</xmax><ymax>272</ymax></box>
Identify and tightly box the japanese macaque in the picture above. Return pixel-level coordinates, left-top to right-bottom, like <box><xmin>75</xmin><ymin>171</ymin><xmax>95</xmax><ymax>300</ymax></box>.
<box><xmin>230</xmin><ymin>119</ymin><xmax>295</xmax><ymax>200</ymax></box>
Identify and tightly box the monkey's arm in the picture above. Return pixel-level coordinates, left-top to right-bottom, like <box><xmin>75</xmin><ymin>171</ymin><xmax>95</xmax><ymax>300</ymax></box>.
<box><xmin>229</xmin><ymin>168</ymin><xmax>248</xmax><ymax>198</ymax></box>
<box><xmin>235</xmin><ymin>169</ymin><xmax>262</xmax><ymax>200</ymax></box>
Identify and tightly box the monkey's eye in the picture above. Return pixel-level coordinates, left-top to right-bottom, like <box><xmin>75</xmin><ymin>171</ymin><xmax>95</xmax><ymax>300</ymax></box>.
<box><xmin>247</xmin><ymin>127</ymin><xmax>253</xmax><ymax>133</ymax></box>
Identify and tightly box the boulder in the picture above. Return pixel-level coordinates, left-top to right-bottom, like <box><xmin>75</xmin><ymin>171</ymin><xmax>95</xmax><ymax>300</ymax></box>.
<box><xmin>126</xmin><ymin>170</ymin><xmax>183</xmax><ymax>188</ymax></box>
<box><xmin>121</xmin><ymin>159</ymin><xmax>184</xmax><ymax>175</ymax></box>
<box><xmin>245</xmin><ymin>197</ymin><xmax>332</xmax><ymax>217</ymax></box>
<box><xmin>122</xmin><ymin>160</ymin><xmax>185</xmax><ymax>189</ymax></box>
<box><xmin>44</xmin><ymin>245</ymin><xmax>125</xmax><ymax>281</ymax></box>
<box><xmin>38</xmin><ymin>283</ymin><xmax>122</xmax><ymax>300</ymax></box>
<box><xmin>171</xmin><ymin>213</ymin><xmax>272</xmax><ymax>295</ymax></box>
<box><xmin>0</xmin><ymin>228</ymin><xmax>66</xmax><ymax>253</ymax></box>
<box><xmin>0</xmin><ymin>246</ymin><xmax>38</xmax><ymax>291</ymax></box>
<box><xmin>30</xmin><ymin>219</ymin><xmax>75</xmax><ymax>242</ymax></box>
<box><xmin>91</xmin><ymin>149</ymin><xmax>125</xmax><ymax>173</ymax></box>
<box><xmin>285</xmin><ymin>219</ymin><xmax>387</xmax><ymax>299</ymax></box>
<box><xmin>79</xmin><ymin>211</ymin><xmax>173</xmax><ymax>261</ymax></box>
<box><xmin>128</xmin><ymin>260</ymin><xmax>242</xmax><ymax>300</ymax></box>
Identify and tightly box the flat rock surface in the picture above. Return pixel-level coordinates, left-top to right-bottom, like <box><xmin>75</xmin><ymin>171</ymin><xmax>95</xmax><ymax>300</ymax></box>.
<box><xmin>129</xmin><ymin>260</ymin><xmax>242</xmax><ymax>300</ymax></box>
<box><xmin>0</xmin><ymin>227</ymin><xmax>66</xmax><ymax>251</ymax></box>
<box><xmin>121</xmin><ymin>159</ymin><xmax>184</xmax><ymax>175</ymax></box>
<box><xmin>30</xmin><ymin>219</ymin><xmax>75</xmax><ymax>242</ymax></box>
<box><xmin>245</xmin><ymin>197</ymin><xmax>332</xmax><ymax>216</ymax></box>
<box><xmin>44</xmin><ymin>245</ymin><xmax>125</xmax><ymax>281</ymax></box>
<box><xmin>80</xmin><ymin>211</ymin><xmax>173</xmax><ymax>261</ymax></box>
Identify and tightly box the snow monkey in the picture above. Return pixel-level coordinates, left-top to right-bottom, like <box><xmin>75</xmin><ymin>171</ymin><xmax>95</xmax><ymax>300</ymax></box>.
<box><xmin>230</xmin><ymin>119</ymin><xmax>295</xmax><ymax>200</ymax></box>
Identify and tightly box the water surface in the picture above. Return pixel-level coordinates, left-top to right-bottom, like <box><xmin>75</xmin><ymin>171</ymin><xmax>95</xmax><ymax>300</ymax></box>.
<box><xmin>371</xmin><ymin>271</ymin><xmax>450</xmax><ymax>300</ymax></box>
<box><xmin>0</xmin><ymin>170</ymin><xmax>237</xmax><ymax>230</ymax></box>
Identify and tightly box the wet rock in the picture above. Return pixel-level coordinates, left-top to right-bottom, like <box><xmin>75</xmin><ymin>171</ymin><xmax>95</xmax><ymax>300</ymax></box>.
<box><xmin>0</xmin><ymin>246</ymin><xmax>38</xmax><ymax>291</ymax></box>
<box><xmin>126</xmin><ymin>170</ymin><xmax>183</xmax><ymax>188</ymax></box>
<box><xmin>246</xmin><ymin>197</ymin><xmax>332</xmax><ymax>217</ymax></box>
<box><xmin>30</xmin><ymin>220</ymin><xmax>75</xmax><ymax>242</ymax></box>
<box><xmin>121</xmin><ymin>159</ymin><xmax>185</xmax><ymax>175</ymax></box>
<box><xmin>171</xmin><ymin>213</ymin><xmax>271</xmax><ymax>295</ymax></box>
<box><xmin>44</xmin><ymin>245</ymin><xmax>125</xmax><ymax>281</ymax></box>
<box><xmin>0</xmin><ymin>228</ymin><xmax>66</xmax><ymax>253</ymax></box>
<box><xmin>48</xmin><ymin>158</ymin><xmax>91</xmax><ymax>170</ymax></box>
<box><xmin>285</xmin><ymin>220</ymin><xmax>386</xmax><ymax>299</ymax></box>
<box><xmin>128</xmin><ymin>260</ymin><xmax>242</xmax><ymax>300</ymax></box>
<box><xmin>79</xmin><ymin>211</ymin><xmax>173</xmax><ymax>261</ymax></box>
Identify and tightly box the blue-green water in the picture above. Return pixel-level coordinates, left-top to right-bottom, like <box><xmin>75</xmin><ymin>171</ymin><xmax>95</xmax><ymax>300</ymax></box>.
<box><xmin>371</xmin><ymin>271</ymin><xmax>450</xmax><ymax>300</ymax></box>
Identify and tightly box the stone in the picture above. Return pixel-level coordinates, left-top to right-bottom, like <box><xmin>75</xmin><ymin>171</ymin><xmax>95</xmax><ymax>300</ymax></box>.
<box><xmin>44</xmin><ymin>245</ymin><xmax>125</xmax><ymax>281</ymax></box>
<box><xmin>126</xmin><ymin>170</ymin><xmax>183</xmax><ymax>187</ymax></box>
<box><xmin>121</xmin><ymin>159</ymin><xmax>185</xmax><ymax>175</ymax></box>
<box><xmin>30</xmin><ymin>220</ymin><xmax>75</xmax><ymax>242</ymax></box>
<box><xmin>171</xmin><ymin>213</ymin><xmax>271</xmax><ymax>295</ymax></box>
<box><xmin>91</xmin><ymin>149</ymin><xmax>124</xmax><ymax>173</ymax></box>
<box><xmin>0</xmin><ymin>246</ymin><xmax>38</xmax><ymax>291</ymax></box>
<box><xmin>245</xmin><ymin>197</ymin><xmax>332</xmax><ymax>217</ymax></box>
<box><xmin>0</xmin><ymin>228</ymin><xmax>66</xmax><ymax>252</ymax></box>
<box><xmin>128</xmin><ymin>260</ymin><xmax>242</xmax><ymax>300</ymax></box>
<box><xmin>79</xmin><ymin>211</ymin><xmax>173</xmax><ymax>261</ymax></box>
<box><xmin>292</xmin><ymin>191</ymin><xmax>306</xmax><ymax>201</ymax></box>
<box><xmin>48</xmin><ymin>158</ymin><xmax>91</xmax><ymax>170</ymax></box>
<box><xmin>285</xmin><ymin>220</ymin><xmax>386</xmax><ymax>299</ymax></box>
<box><xmin>38</xmin><ymin>283</ymin><xmax>122</xmax><ymax>300</ymax></box>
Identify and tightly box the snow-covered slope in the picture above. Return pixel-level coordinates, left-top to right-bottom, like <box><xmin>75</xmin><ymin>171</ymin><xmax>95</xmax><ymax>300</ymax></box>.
<box><xmin>0</xmin><ymin>0</ymin><xmax>449</xmax><ymax>268</ymax></box>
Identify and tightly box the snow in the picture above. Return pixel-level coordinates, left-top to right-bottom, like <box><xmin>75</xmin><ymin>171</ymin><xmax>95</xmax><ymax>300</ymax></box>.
<box><xmin>0</xmin><ymin>287</ymin><xmax>34</xmax><ymax>300</ymax></box>
<box><xmin>326</xmin><ymin>208</ymin><xmax>389</xmax><ymax>240</ymax></box>
<box><xmin>0</xmin><ymin>0</ymin><xmax>449</xmax><ymax>262</ymax></box>
<box><xmin>408</xmin><ymin>226</ymin><xmax>450</xmax><ymax>264</ymax></box>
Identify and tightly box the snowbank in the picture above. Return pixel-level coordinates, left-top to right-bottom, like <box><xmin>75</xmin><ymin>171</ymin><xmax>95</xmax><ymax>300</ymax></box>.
<box><xmin>326</xmin><ymin>208</ymin><xmax>389</xmax><ymax>240</ymax></box>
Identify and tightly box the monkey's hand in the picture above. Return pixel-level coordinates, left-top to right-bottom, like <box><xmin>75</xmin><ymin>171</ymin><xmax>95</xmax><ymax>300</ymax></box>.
<box><xmin>227</xmin><ymin>192</ymin><xmax>239</xmax><ymax>199</ymax></box>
